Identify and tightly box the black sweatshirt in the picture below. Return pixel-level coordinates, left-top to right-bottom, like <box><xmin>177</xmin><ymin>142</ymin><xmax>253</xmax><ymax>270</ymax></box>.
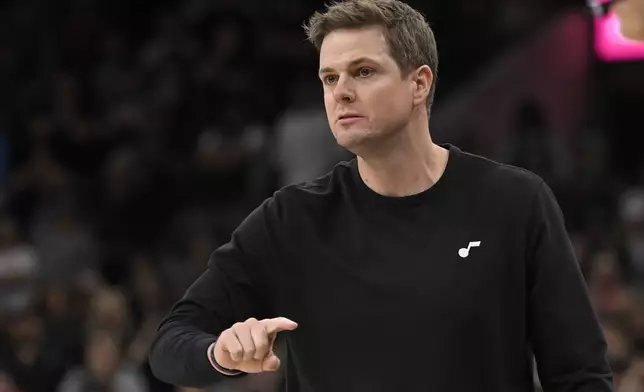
<box><xmin>149</xmin><ymin>144</ymin><xmax>612</xmax><ymax>391</ymax></box>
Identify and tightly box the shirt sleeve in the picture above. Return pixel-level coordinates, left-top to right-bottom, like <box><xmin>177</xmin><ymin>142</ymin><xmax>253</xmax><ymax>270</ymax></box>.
<box><xmin>527</xmin><ymin>179</ymin><xmax>613</xmax><ymax>391</ymax></box>
<box><xmin>148</xmin><ymin>199</ymin><xmax>276</xmax><ymax>388</ymax></box>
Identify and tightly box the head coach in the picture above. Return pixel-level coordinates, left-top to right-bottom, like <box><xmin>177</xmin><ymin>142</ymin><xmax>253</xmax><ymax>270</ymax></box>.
<box><xmin>148</xmin><ymin>1</ymin><xmax>613</xmax><ymax>391</ymax></box>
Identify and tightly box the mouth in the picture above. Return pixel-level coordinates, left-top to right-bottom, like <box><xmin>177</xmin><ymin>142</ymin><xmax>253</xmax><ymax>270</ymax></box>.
<box><xmin>337</xmin><ymin>114</ymin><xmax>364</xmax><ymax>124</ymax></box>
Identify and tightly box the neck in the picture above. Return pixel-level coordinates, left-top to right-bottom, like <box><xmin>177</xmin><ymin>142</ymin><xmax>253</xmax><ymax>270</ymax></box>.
<box><xmin>356</xmin><ymin>113</ymin><xmax>448</xmax><ymax>197</ymax></box>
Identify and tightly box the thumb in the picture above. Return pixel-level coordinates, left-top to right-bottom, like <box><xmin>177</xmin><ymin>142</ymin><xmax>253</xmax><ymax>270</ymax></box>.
<box><xmin>262</xmin><ymin>317</ymin><xmax>298</xmax><ymax>335</ymax></box>
<box><xmin>262</xmin><ymin>352</ymin><xmax>281</xmax><ymax>372</ymax></box>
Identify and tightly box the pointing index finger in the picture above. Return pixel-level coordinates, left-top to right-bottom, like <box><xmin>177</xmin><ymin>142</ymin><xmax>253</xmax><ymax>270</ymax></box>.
<box><xmin>262</xmin><ymin>317</ymin><xmax>298</xmax><ymax>335</ymax></box>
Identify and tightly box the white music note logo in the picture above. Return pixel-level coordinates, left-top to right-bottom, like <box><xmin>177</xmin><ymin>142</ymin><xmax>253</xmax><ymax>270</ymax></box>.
<box><xmin>458</xmin><ymin>241</ymin><xmax>481</xmax><ymax>258</ymax></box>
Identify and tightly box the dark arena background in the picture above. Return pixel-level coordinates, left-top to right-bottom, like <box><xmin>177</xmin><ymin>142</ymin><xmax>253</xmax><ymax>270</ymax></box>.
<box><xmin>1</xmin><ymin>0</ymin><xmax>644</xmax><ymax>391</ymax></box>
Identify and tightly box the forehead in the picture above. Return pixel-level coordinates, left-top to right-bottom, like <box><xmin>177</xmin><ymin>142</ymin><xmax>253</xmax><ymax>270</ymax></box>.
<box><xmin>319</xmin><ymin>27</ymin><xmax>393</xmax><ymax>69</ymax></box>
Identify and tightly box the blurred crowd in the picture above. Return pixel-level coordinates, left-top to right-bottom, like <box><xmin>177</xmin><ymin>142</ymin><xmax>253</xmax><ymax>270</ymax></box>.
<box><xmin>1</xmin><ymin>0</ymin><xmax>644</xmax><ymax>391</ymax></box>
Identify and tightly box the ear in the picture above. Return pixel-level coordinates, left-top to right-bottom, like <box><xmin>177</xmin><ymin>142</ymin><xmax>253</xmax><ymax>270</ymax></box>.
<box><xmin>411</xmin><ymin>65</ymin><xmax>433</xmax><ymax>107</ymax></box>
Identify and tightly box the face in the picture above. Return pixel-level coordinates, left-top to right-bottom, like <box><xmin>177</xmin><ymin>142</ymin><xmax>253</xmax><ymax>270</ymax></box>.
<box><xmin>92</xmin><ymin>290</ymin><xmax>128</xmax><ymax>327</ymax></box>
<box><xmin>86</xmin><ymin>333</ymin><xmax>121</xmax><ymax>381</ymax></box>
<box><xmin>318</xmin><ymin>27</ymin><xmax>431</xmax><ymax>153</ymax></box>
<box><xmin>602</xmin><ymin>324</ymin><xmax>632</xmax><ymax>388</ymax></box>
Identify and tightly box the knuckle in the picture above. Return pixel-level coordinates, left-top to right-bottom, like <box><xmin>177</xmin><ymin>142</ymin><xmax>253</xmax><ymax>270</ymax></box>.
<box><xmin>255</xmin><ymin>342</ymin><xmax>269</xmax><ymax>353</ymax></box>
<box><xmin>220</xmin><ymin>330</ymin><xmax>233</xmax><ymax>342</ymax></box>
<box><xmin>232</xmin><ymin>324</ymin><xmax>247</xmax><ymax>335</ymax></box>
<box><xmin>254</xmin><ymin>336</ymin><xmax>268</xmax><ymax>347</ymax></box>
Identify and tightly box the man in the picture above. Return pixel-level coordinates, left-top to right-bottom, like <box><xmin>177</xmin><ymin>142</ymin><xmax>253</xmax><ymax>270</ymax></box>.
<box><xmin>149</xmin><ymin>1</ymin><xmax>613</xmax><ymax>391</ymax></box>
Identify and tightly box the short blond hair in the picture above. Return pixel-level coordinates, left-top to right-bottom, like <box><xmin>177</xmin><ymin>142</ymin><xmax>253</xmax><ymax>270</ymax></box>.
<box><xmin>304</xmin><ymin>0</ymin><xmax>439</xmax><ymax>109</ymax></box>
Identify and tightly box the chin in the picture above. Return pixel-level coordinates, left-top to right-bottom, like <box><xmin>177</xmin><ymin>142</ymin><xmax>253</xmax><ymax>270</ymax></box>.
<box><xmin>332</xmin><ymin>128</ymin><xmax>372</xmax><ymax>150</ymax></box>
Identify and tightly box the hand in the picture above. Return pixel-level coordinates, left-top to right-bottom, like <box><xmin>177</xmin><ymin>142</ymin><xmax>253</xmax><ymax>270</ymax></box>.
<box><xmin>213</xmin><ymin>317</ymin><xmax>297</xmax><ymax>373</ymax></box>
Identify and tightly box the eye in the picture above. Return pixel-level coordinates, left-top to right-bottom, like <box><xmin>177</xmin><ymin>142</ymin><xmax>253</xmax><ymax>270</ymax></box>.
<box><xmin>323</xmin><ymin>75</ymin><xmax>338</xmax><ymax>85</ymax></box>
<box><xmin>358</xmin><ymin>68</ymin><xmax>374</xmax><ymax>77</ymax></box>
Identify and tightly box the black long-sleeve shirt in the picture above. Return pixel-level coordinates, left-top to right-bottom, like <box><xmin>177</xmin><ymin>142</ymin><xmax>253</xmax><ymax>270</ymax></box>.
<box><xmin>149</xmin><ymin>144</ymin><xmax>612</xmax><ymax>391</ymax></box>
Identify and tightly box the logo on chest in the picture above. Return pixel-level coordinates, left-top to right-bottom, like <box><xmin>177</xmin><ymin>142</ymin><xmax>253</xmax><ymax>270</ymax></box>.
<box><xmin>458</xmin><ymin>241</ymin><xmax>481</xmax><ymax>258</ymax></box>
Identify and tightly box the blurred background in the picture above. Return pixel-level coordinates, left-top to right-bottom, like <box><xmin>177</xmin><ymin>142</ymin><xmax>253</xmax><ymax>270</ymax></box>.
<box><xmin>1</xmin><ymin>0</ymin><xmax>644</xmax><ymax>391</ymax></box>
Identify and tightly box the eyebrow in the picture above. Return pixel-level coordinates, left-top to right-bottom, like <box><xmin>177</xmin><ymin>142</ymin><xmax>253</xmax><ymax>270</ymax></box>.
<box><xmin>318</xmin><ymin>57</ymin><xmax>379</xmax><ymax>75</ymax></box>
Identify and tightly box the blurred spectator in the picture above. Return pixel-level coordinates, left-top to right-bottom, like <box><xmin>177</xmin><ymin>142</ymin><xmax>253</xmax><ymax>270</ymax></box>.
<box><xmin>31</xmin><ymin>206</ymin><xmax>101</xmax><ymax>290</ymax></box>
<box><xmin>600</xmin><ymin>315</ymin><xmax>634</xmax><ymax>391</ymax></box>
<box><xmin>86</xmin><ymin>288</ymin><xmax>133</xmax><ymax>341</ymax></box>
<box><xmin>41</xmin><ymin>286</ymin><xmax>85</xmax><ymax>371</ymax></box>
<box><xmin>617</xmin><ymin>188</ymin><xmax>644</xmax><ymax>285</ymax></box>
<box><xmin>57</xmin><ymin>329</ymin><xmax>148</xmax><ymax>392</ymax></box>
<box><xmin>586</xmin><ymin>248</ymin><xmax>631</xmax><ymax>315</ymax></box>
<box><xmin>126</xmin><ymin>256</ymin><xmax>168</xmax><ymax>362</ymax></box>
<box><xmin>0</xmin><ymin>306</ymin><xmax>67</xmax><ymax>392</ymax></box>
<box><xmin>126</xmin><ymin>255</ymin><xmax>173</xmax><ymax>392</ymax></box>
<box><xmin>0</xmin><ymin>216</ymin><xmax>39</xmax><ymax>315</ymax></box>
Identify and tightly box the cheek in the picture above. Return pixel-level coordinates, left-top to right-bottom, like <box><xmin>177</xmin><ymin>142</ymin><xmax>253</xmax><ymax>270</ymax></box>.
<box><xmin>369</xmin><ymin>87</ymin><xmax>411</xmax><ymax>118</ymax></box>
<box><xmin>323</xmin><ymin>92</ymin><xmax>335</xmax><ymax>113</ymax></box>
<box><xmin>324</xmin><ymin>98</ymin><xmax>336</xmax><ymax>127</ymax></box>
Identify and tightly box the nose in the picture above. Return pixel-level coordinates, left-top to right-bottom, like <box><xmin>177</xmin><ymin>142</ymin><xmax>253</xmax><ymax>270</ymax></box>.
<box><xmin>332</xmin><ymin>75</ymin><xmax>356</xmax><ymax>104</ymax></box>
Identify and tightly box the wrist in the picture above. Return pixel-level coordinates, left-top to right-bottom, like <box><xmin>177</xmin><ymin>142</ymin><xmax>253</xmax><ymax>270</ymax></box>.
<box><xmin>207</xmin><ymin>341</ymin><xmax>243</xmax><ymax>376</ymax></box>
